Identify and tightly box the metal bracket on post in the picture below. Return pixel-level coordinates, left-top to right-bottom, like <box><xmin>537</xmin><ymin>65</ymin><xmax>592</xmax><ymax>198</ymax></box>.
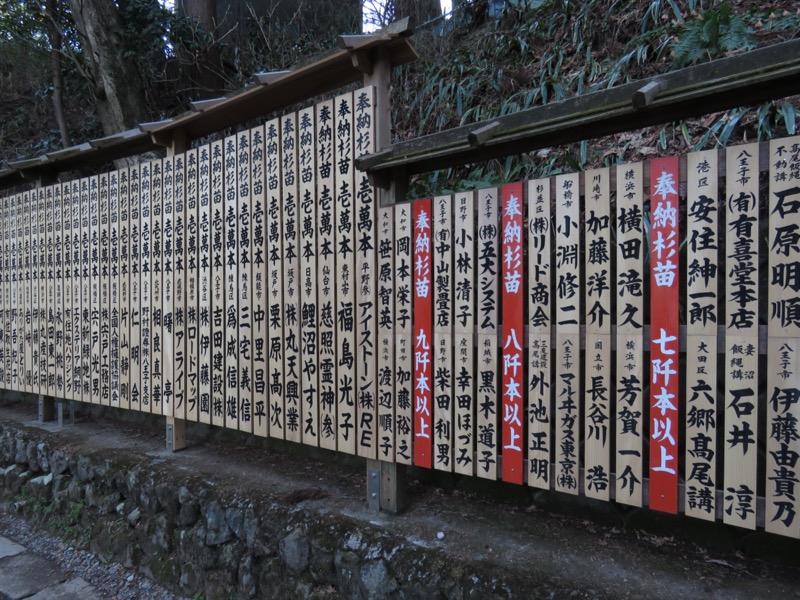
<box><xmin>367</xmin><ymin>459</ymin><xmax>381</xmax><ymax>511</ymax></box>
<box><xmin>166</xmin><ymin>417</ymin><xmax>187</xmax><ymax>453</ymax></box>
<box><xmin>367</xmin><ymin>459</ymin><xmax>407</xmax><ymax>513</ymax></box>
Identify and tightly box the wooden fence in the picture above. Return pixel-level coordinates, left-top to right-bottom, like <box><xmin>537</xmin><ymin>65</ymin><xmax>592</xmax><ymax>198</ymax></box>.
<box><xmin>1</xmin><ymin>87</ymin><xmax>799</xmax><ymax>538</ymax></box>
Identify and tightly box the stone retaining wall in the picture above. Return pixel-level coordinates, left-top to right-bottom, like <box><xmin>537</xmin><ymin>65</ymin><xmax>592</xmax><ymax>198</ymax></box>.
<box><xmin>0</xmin><ymin>423</ymin><xmax>535</xmax><ymax>600</ymax></box>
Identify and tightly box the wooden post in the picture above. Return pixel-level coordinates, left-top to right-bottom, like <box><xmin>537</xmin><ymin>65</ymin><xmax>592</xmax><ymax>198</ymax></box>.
<box><xmin>164</xmin><ymin>131</ymin><xmax>187</xmax><ymax>452</ymax></box>
<box><xmin>363</xmin><ymin>47</ymin><xmax>407</xmax><ymax>512</ymax></box>
<box><xmin>34</xmin><ymin>175</ymin><xmax>56</xmax><ymax>423</ymax></box>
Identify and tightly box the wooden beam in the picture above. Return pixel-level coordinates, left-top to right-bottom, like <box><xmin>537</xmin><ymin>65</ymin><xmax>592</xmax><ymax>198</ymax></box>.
<box><xmin>351</xmin><ymin>50</ymin><xmax>373</xmax><ymax>74</ymax></box>
<box><xmin>358</xmin><ymin>38</ymin><xmax>800</xmax><ymax>181</ymax></box>
<box><xmin>253</xmin><ymin>71</ymin><xmax>291</xmax><ymax>85</ymax></box>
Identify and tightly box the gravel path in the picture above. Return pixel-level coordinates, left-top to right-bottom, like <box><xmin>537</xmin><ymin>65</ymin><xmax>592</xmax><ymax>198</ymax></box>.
<box><xmin>0</xmin><ymin>511</ymin><xmax>187</xmax><ymax>600</ymax></box>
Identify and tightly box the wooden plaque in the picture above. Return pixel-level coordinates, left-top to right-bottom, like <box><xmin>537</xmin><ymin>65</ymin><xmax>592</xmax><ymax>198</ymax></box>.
<box><xmin>766</xmin><ymin>137</ymin><xmax>800</xmax><ymax>537</ymax></box>
<box><xmin>413</xmin><ymin>197</ymin><xmax>433</xmax><ymax>468</ymax></box>
<box><xmin>211</xmin><ymin>140</ymin><xmax>226</xmax><ymax>426</ymax></box>
<box><xmin>584</xmin><ymin>168</ymin><xmax>611</xmax><ymax>501</ymax></box>
<box><xmin>151</xmin><ymin>161</ymin><xmax>164</xmax><ymax>414</ymax></box>
<box><xmin>265</xmin><ymin>120</ymin><xmax>285</xmax><ymax>439</ymax></box>
<box><xmin>163</xmin><ymin>155</ymin><xmax>177</xmax><ymax>419</ymax></box>
<box><xmin>316</xmin><ymin>101</ymin><xmax>337</xmax><ymax>450</ymax></box>
<box><xmin>684</xmin><ymin>150</ymin><xmax>719</xmax><ymax>521</ymax></box>
<box><xmin>394</xmin><ymin>203</ymin><xmax>413</xmax><ymax>464</ymax></box>
<box><xmin>223</xmin><ymin>134</ymin><xmax>240</xmax><ymax>430</ymax></box>
<box><xmin>99</xmin><ymin>173</ymin><xmax>110</xmax><ymax>405</ymax></box>
<box><xmin>23</xmin><ymin>191</ymin><xmax>32</xmax><ymax>394</ymax></box>
<box><xmin>280</xmin><ymin>115</ymin><xmax>301</xmax><ymax>442</ymax></box>
<box><xmin>453</xmin><ymin>191</ymin><xmax>475</xmax><ymax>476</ymax></box>
<box><xmin>334</xmin><ymin>93</ymin><xmax>356</xmax><ymax>454</ymax></box>
<box><xmin>500</xmin><ymin>183</ymin><xmax>524</xmax><ymax>484</ymax></box>
<box><xmin>184</xmin><ymin>149</ymin><xmax>199</xmax><ymax>423</ymax></box>
<box><xmin>377</xmin><ymin>206</ymin><xmax>395</xmax><ymax>461</ymax></box>
<box><xmin>249</xmin><ymin>127</ymin><xmax>268</xmax><ymax>437</ymax></box>
<box><xmin>141</xmin><ymin>163</ymin><xmax>155</xmax><ymax>412</ymax></box>
<box><xmin>72</xmin><ymin>181</ymin><xmax>83</xmax><ymax>402</ymax></box>
<box><xmin>527</xmin><ymin>178</ymin><xmax>551</xmax><ymax>489</ymax></box>
<box><xmin>298</xmin><ymin>107</ymin><xmax>318</xmax><ymax>446</ymax></box>
<box><xmin>554</xmin><ymin>173</ymin><xmax>580</xmax><ymax>494</ymax></box>
<box><xmin>90</xmin><ymin>176</ymin><xmax>101</xmax><ymax>404</ymax></box>
<box><xmin>433</xmin><ymin>194</ymin><xmax>453</xmax><ymax>472</ymax></box>
<box><xmin>39</xmin><ymin>187</ymin><xmax>48</xmax><ymax>394</ymax></box>
<box><xmin>118</xmin><ymin>169</ymin><xmax>131</xmax><ymax>410</ymax></box>
<box><xmin>108</xmin><ymin>171</ymin><xmax>120</xmax><ymax>407</ymax></box>
<box><xmin>236</xmin><ymin>130</ymin><xmax>254</xmax><ymax>432</ymax></box>
<box><xmin>45</xmin><ymin>184</ymin><xmax>55</xmax><ymax>396</ymax></box>
<box><xmin>615</xmin><ymin>162</ymin><xmax>644</xmax><ymax>507</ymax></box>
<box><xmin>354</xmin><ymin>87</ymin><xmax>377</xmax><ymax>458</ymax></box>
<box><xmin>722</xmin><ymin>143</ymin><xmax>759</xmax><ymax>529</ymax></box>
<box><xmin>197</xmin><ymin>144</ymin><xmax>213</xmax><ymax>424</ymax></box>
<box><xmin>476</xmin><ymin>187</ymin><xmax>499</xmax><ymax>480</ymax></box>
<box><xmin>649</xmin><ymin>157</ymin><xmax>681</xmax><ymax>513</ymax></box>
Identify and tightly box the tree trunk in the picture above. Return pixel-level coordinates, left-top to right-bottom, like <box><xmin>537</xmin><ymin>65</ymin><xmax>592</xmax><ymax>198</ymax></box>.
<box><xmin>46</xmin><ymin>0</ymin><xmax>71</xmax><ymax>148</ymax></box>
<box><xmin>68</xmin><ymin>0</ymin><xmax>148</xmax><ymax>136</ymax></box>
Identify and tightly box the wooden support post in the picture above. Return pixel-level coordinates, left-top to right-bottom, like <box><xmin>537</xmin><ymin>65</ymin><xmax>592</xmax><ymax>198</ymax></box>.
<box><xmin>166</xmin><ymin>416</ymin><xmax>186</xmax><ymax>453</ymax></box>
<box><xmin>363</xmin><ymin>47</ymin><xmax>408</xmax><ymax>513</ymax></box>
<box><xmin>366</xmin><ymin>458</ymin><xmax>408</xmax><ymax>514</ymax></box>
<box><xmin>38</xmin><ymin>394</ymin><xmax>55</xmax><ymax>422</ymax></box>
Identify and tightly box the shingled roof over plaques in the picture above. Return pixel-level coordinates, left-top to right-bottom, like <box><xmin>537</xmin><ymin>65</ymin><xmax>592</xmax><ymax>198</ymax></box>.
<box><xmin>0</xmin><ymin>18</ymin><xmax>416</xmax><ymax>192</ymax></box>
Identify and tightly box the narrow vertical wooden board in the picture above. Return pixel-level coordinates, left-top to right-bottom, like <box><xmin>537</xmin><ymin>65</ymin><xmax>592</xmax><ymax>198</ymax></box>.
<box><xmin>109</xmin><ymin>172</ymin><xmax>120</xmax><ymax>408</ymax></box>
<box><xmin>649</xmin><ymin>156</ymin><xmax>681</xmax><ymax>514</ymax></box>
<box><xmin>476</xmin><ymin>187</ymin><xmax>499</xmax><ymax>480</ymax></box>
<box><xmin>280</xmin><ymin>115</ymin><xmax>300</xmax><ymax>442</ymax></box>
<box><xmin>24</xmin><ymin>191</ymin><xmax>32</xmax><ymax>394</ymax></box>
<box><xmin>140</xmin><ymin>163</ymin><xmax>154</xmax><ymax>412</ymax></box>
<box><xmin>265</xmin><ymin>120</ymin><xmax>285</xmax><ymax>439</ymax></box>
<box><xmin>413</xmin><ymin>197</ymin><xmax>433</xmax><ymax>468</ymax></box>
<box><xmin>554</xmin><ymin>173</ymin><xmax>581</xmax><ymax>495</ymax></box>
<box><xmin>685</xmin><ymin>150</ymin><xmax>719</xmax><ymax>521</ymax></box>
<box><xmin>527</xmin><ymin>178</ymin><xmax>551</xmax><ymax>490</ymax></box>
<box><xmin>30</xmin><ymin>189</ymin><xmax>39</xmax><ymax>395</ymax></box>
<box><xmin>0</xmin><ymin>195</ymin><xmax>6</xmax><ymax>390</ymax></box>
<box><xmin>150</xmin><ymin>162</ymin><xmax>164</xmax><ymax>414</ymax></box>
<box><xmin>118</xmin><ymin>169</ymin><xmax>130</xmax><ymax>411</ymax></box>
<box><xmin>583</xmin><ymin>168</ymin><xmax>611</xmax><ymax>501</ymax></box>
<box><xmin>223</xmin><ymin>133</ymin><xmax>240</xmax><ymax>430</ymax></box>
<box><xmin>79</xmin><ymin>180</ymin><xmax>91</xmax><ymax>401</ymax></box>
<box><xmin>334</xmin><ymin>93</ymin><xmax>356</xmax><ymax>454</ymax></box>
<box><xmin>316</xmin><ymin>101</ymin><xmax>337</xmax><ymax>450</ymax></box>
<box><xmin>433</xmin><ymin>194</ymin><xmax>453</xmax><ymax>472</ymax></box>
<box><xmin>9</xmin><ymin>192</ymin><xmax>15</xmax><ymax>391</ymax></box>
<box><xmin>394</xmin><ymin>204</ymin><xmax>413</xmax><ymax>464</ymax></box>
<box><xmin>500</xmin><ymin>183</ymin><xmax>524</xmax><ymax>484</ymax></box>
<box><xmin>71</xmin><ymin>181</ymin><xmax>83</xmax><ymax>403</ymax></box>
<box><xmin>766</xmin><ymin>137</ymin><xmax>800</xmax><ymax>537</ymax></box>
<box><xmin>89</xmin><ymin>176</ymin><xmax>101</xmax><ymax>404</ymax></box>
<box><xmin>211</xmin><ymin>140</ymin><xmax>226</xmax><ymax>426</ymax></box>
<box><xmin>47</xmin><ymin>184</ymin><xmax>56</xmax><ymax>396</ymax></box>
<box><xmin>184</xmin><ymin>150</ymin><xmax>199</xmax><ymax>423</ymax></box>
<box><xmin>197</xmin><ymin>145</ymin><xmax>213</xmax><ymax>424</ymax></box>
<box><xmin>354</xmin><ymin>87</ymin><xmax>377</xmax><ymax>459</ymax></box>
<box><xmin>723</xmin><ymin>143</ymin><xmax>759</xmax><ymax>529</ymax></box>
<box><xmin>99</xmin><ymin>173</ymin><xmax>110</xmax><ymax>406</ymax></box>
<box><xmin>54</xmin><ymin>181</ymin><xmax>64</xmax><ymax>398</ymax></box>
<box><xmin>12</xmin><ymin>194</ymin><xmax>20</xmax><ymax>391</ymax></box>
<box><xmin>162</xmin><ymin>157</ymin><xmax>175</xmax><ymax>419</ymax></box>
<box><xmin>377</xmin><ymin>206</ymin><xmax>395</xmax><ymax>461</ymax></box>
<box><xmin>453</xmin><ymin>192</ymin><xmax>475</xmax><ymax>476</ymax></box>
<box><xmin>298</xmin><ymin>108</ymin><xmax>318</xmax><ymax>445</ymax></box>
<box><xmin>615</xmin><ymin>162</ymin><xmax>644</xmax><ymax>507</ymax></box>
<box><xmin>249</xmin><ymin>128</ymin><xmax>267</xmax><ymax>436</ymax></box>
<box><xmin>236</xmin><ymin>129</ymin><xmax>254</xmax><ymax>433</ymax></box>
<box><xmin>39</xmin><ymin>187</ymin><xmax>48</xmax><ymax>395</ymax></box>
<box><xmin>16</xmin><ymin>193</ymin><xmax>25</xmax><ymax>392</ymax></box>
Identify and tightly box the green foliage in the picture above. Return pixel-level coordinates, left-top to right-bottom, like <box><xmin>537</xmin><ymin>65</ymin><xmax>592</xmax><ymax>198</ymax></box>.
<box><xmin>671</xmin><ymin>3</ymin><xmax>754</xmax><ymax>67</ymax></box>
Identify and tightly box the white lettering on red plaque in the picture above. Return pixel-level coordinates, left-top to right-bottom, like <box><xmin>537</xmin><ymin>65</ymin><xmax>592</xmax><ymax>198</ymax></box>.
<box><xmin>649</xmin><ymin>156</ymin><xmax>680</xmax><ymax>513</ymax></box>
<box><xmin>501</xmin><ymin>183</ymin><xmax>524</xmax><ymax>483</ymax></box>
<box><xmin>413</xmin><ymin>198</ymin><xmax>433</xmax><ymax>467</ymax></box>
